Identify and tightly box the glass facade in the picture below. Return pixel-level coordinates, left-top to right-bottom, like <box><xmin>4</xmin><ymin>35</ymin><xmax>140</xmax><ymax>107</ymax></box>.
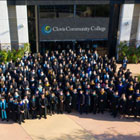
<box><xmin>28</xmin><ymin>4</ymin><xmax>110</xmax><ymax>54</ymax></box>
<box><xmin>40</xmin><ymin>5</ymin><xmax>110</xmax><ymax>18</ymax></box>
<box><xmin>76</xmin><ymin>5</ymin><xmax>110</xmax><ymax>17</ymax></box>
<box><xmin>40</xmin><ymin>5</ymin><xmax>74</xmax><ymax>18</ymax></box>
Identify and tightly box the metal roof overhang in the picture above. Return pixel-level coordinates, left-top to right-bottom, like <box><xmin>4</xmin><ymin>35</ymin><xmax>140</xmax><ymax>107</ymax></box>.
<box><xmin>7</xmin><ymin>0</ymin><xmax>140</xmax><ymax>6</ymax></box>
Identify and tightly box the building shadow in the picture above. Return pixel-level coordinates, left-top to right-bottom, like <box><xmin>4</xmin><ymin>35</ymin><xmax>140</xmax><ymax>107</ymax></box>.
<box><xmin>35</xmin><ymin>129</ymin><xmax>140</xmax><ymax>140</ymax></box>
<box><xmin>67</xmin><ymin>111</ymin><xmax>140</xmax><ymax>123</ymax></box>
<box><xmin>0</xmin><ymin>120</ymin><xmax>15</xmax><ymax>124</ymax></box>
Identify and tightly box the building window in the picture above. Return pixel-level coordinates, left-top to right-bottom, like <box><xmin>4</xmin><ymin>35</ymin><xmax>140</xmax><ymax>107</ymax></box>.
<box><xmin>40</xmin><ymin>5</ymin><xmax>74</xmax><ymax>18</ymax></box>
<box><xmin>76</xmin><ymin>5</ymin><xmax>110</xmax><ymax>18</ymax></box>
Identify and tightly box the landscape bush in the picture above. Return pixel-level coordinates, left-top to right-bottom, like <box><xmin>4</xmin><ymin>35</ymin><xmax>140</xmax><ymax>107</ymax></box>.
<box><xmin>118</xmin><ymin>42</ymin><xmax>140</xmax><ymax>64</ymax></box>
<box><xmin>0</xmin><ymin>43</ymin><xmax>30</xmax><ymax>63</ymax></box>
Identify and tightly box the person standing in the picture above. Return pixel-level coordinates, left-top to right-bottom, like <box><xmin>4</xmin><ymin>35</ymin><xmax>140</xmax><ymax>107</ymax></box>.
<box><xmin>0</xmin><ymin>97</ymin><xmax>8</xmax><ymax>121</ymax></box>
<box><xmin>119</xmin><ymin>94</ymin><xmax>127</xmax><ymax>119</ymax></box>
<box><xmin>13</xmin><ymin>99</ymin><xmax>18</xmax><ymax>122</ymax></box>
<box><xmin>30</xmin><ymin>95</ymin><xmax>37</xmax><ymax>119</ymax></box>
<box><xmin>90</xmin><ymin>90</ymin><xmax>98</xmax><ymax>114</ymax></box>
<box><xmin>78</xmin><ymin>90</ymin><xmax>85</xmax><ymax>115</ymax></box>
<box><xmin>23</xmin><ymin>96</ymin><xmax>30</xmax><ymax>119</ymax></box>
<box><xmin>98</xmin><ymin>88</ymin><xmax>107</xmax><ymax>114</ymax></box>
<box><xmin>58</xmin><ymin>91</ymin><xmax>65</xmax><ymax>114</ymax></box>
<box><xmin>18</xmin><ymin>100</ymin><xmax>25</xmax><ymax>124</ymax></box>
<box><xmin>72</xmin><ymin>89</ymin><xmax>78</xmax><ymax>111</ymax></box>
<box><xmin>39</xmin><ymin>94</ymin><xmax>48</xmax><ymax>119</ymax></box>
<box><xmin>126</xmin><ymin>95</ymin><xmax>134</xmax><ymax>117</ymax></box>
<box><xmin>111</xmin><ymin>91</ymin><xmax>119</xmax><ymax>118</ymax></box>
<box><xmin>84</xmin><ymin>91</ymin><xmax>91</xmax><ymax>114</ymax></box>
<box><xmin>65</xmin><ymin>91</ymin><xmax>72</xmax><ymax>113</ymax></box>
<box><xmin>134</xmin><ymin>89</ymin><xmax>140</xmax><ymax>118</ymax></box>
<box><xmin>50</xmin><ymin>93</ymin><xmax>58</xmax><ymax>115</ymax></box>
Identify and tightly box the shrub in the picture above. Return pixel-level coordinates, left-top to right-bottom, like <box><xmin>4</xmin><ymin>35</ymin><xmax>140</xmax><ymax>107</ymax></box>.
<box><xmin>118</xmin><ymin>42</ymin><xmax>140</xmax><ymax>63</ymax></box>
<box><xmin>0</xmin><ymin>43</ymin><xmax>30</xmax><ymax>63</ymax></box>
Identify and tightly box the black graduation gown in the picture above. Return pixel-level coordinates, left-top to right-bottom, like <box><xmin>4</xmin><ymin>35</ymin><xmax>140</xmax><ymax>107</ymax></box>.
<box><xmin>30</xmin><ymin>99</ymin><xmax>37</xmax><ymax>118</ymax></box>
<box><xmin>50</xmin><ymin>96</ymin><xmax>58</xmax><ymax>114</ymax></box>
<box><xmin>7</xmin><ymin>101</ymin><xmax>13</xmax><ymax>120</ymax></box>
<box><xmin>18</xmin><ymin>103</ymin><xmax>25</xmax><ymax>124</ymax></box>
<box><xmin>84</xmin><ymin>94</ymin><xmax>91</xmax><ymax>114</ymax></box>
<box><xmin>126</xmin><ymin>98</ymin><xmax>134</xmax><ymax>116</ymax></box>
<box><xmin>111</xmin><ymin>95</ymin><xmax>119</xmax><ymax>117</ymax></box>
<box><xmin>72</xmin><ymin>93</ymin><xmax>78</xmax><ymax>110</ymax></box>
<box><xmin>65</xmin><ymin>95</ymin><xmax>72</xmax><ymax>113</ymax></box>
<box><xmin>58</xmin><ymin>95</ymin><xmax>65</xmax><ymax>114</ymax></box>
<box><xmin>24</xmin><ymin>100</ymin><xmax>30</xmax><ymax>119</ymax></box>
<box><xmin>39</xmin><ymin>98</ymin><xmax>48</xmax><ymax>118</ymax></box>
<box><xmin>78</xmin><ymin>94</ymin><xmax>85</xmax><ymax>114</ymax></box>
<box><xmin>119</xmin><ymin>99</ymin><xmax>127</xmax><ymax>115</ymax></box>
<box><xmin>98</xmin><ymin>92</ymin><xmax>107</xmax><ymax>113</ymax></box>
<box><xmin>135</xmin><ymin>94</ymin><xmax>140</xmax><ymax>117</ymax></box>
<box><xmin>13</xmin><ymin>103</ymin><xmax>18</xmax><ymax>122</ymax></box>
<box><xmin>90</xmin><ymin>94</ymin><xmax>98</xmax><ymax>114</ymax></box>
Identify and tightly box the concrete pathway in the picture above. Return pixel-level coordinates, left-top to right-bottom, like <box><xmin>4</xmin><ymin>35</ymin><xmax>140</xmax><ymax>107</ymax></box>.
<box><xmin>0</xmin><ymin>120</ymin><xmax>32</xmax><ymax>140</ymax></box>
<box><xmin>21</xmin><ymin>114</ymin><xmax>95</xmax><ymax>140</ymax></box>
<box><xmin>0</xmin><ymin>113</ymin><xmax>140</xmax><ymax>140</ymax></box>
<box><xmin>67</xmin><ymin>112</ymin><xmax>140</xmax><ymax>140</ymax></box>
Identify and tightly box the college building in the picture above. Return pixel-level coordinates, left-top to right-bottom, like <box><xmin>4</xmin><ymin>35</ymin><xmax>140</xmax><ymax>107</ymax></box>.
<box><xmin>0</xmin><ymin>0</ymin><xmax>140</xmax><ymax>57</ymax></box>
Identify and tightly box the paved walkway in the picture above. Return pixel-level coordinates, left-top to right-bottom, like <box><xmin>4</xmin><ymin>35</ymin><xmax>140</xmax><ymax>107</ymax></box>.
<box><xmin>0</xmin><ymin>113</ymin><xmax>140</xmax><ymax>140</ymax></box>
<box><xmin>0</xmin><ymin>120</ymin><xmax>32</xmax><ymax>140</ymax></box>
<box><xmin>67</xmin><ymin>112</ymin><xmax>140</xmax><ymax>140</ymax></box>
<box><xmin>21</xmin><ymin>114</ymin><xmax>94</xmax><ymax>140</ymax></box>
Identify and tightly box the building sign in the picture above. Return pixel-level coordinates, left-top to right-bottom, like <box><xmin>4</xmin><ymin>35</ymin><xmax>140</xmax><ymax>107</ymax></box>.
<box><xmin>39</xmin><ymin>18</ymin><xmax>109</xmax><ymax>41</ymax></box>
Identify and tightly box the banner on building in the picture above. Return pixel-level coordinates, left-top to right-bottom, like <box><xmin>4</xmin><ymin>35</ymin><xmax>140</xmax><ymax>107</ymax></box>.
<box><xmin>39</xmin><ymin>17</ymin><xmax>109</xmax><ymax>41</ymax></box>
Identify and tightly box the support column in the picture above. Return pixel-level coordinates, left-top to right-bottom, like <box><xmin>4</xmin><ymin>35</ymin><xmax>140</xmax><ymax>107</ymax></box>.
<box><xmin>118</xmin><ymin>4</ymin><xmax>134</xmax><ymax>44</ymax></box>
<box><xmin>0</xmin><ymin>0</ymin><xmax>11</xmax><ymax>50</ymax></box>
<box><xmin>35</xmin><ymin>5</ymin><xmax>40</xmax><ymax>53</ymax></box>
<box><xmin>136</xmin><ymin>5</ymin><xmax>140</xmax><ymax>47</ymax></box>
<box><xmin>108</xmin><ymin>4</ymin><xmax>120</xmax><ymax>58</ymax></box>
<box><xmin>130</xmin><ymin>4</ymin><xmax>140</xmax><ymax>45</ymax></box>
<box><xmin>16</xmin><ymin>5</ymin><xmax>29</xmax><ymax>48</ymax></box>
<box><xmin>8</xmin><ymin>5</ymin><xmax>19</xmax><ymax>49</ymax></box>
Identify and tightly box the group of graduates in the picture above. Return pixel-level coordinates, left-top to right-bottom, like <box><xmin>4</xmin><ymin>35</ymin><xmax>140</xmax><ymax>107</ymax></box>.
<box><xmin>0</xmin><ymin>48</ymin><xmax>140</xmax><ymax>124</ymax></box>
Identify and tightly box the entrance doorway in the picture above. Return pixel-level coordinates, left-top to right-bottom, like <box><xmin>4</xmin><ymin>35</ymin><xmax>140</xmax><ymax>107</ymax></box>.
<box><xmin>40</xmin><ymin>40</ymin><xmax>108</xmax><ymax>56</ymax></box>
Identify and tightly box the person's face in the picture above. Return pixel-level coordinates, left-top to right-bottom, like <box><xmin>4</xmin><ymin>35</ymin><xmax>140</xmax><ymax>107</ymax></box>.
<box><xmin>115</xmin><ymin>92</ymin><xmax>118</xmax><ymax>96</ymax></box>
<box><xmin>136</xmin><ymin>90</ymin><xmax>139</xmax><ymax>93</ymax></box>
<box><xmin>129</xmin><ymin>96</ymin><xmax>132</xmax><ymax>99</ymax></box>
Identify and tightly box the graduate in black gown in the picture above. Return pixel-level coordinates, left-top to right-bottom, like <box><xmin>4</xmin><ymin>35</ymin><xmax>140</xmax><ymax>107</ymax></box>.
<box><xmin>18</xmin><ymin>100</ymin><xmax>25</xmax><ymax>124</ymax></box>
<box><xmin>30</xmin><ymin>95</ymin><xmax>37</xmax><ymax>119</ymax></box>
<box><xmin>65</xmin><ymin>91</ymin><xmax>72</xmax><ymax>113</ymax></box>
<box><xmin>134</xmin><ymin>89</ymin><xmax>140</xmax><ymax>118</ymax></box>
<box><xmin>58</xmin><ymin>91</ymin><xmax>65</xmax><ymax>114</ymax></box>
<box><xmin>111</xmin><ymin>91</ymin><xmax>119</xmax><ymax>118</ymax></box>
<box><xmin>126</xmin><ymin>95</ymin><xmax>134</xmax><ymax>117</ymax></box>
<box><xmin>98</xmin><ymin>88</ymin><xmax>107</xmax><ymax>114</ymax></box>
<box><xmin>78</xmin><ymin>90</ymin><xmax>85</xmax><ymax>115</ymax></box>
<box><xmin>84</xmin><ymin>90</ymin><xmax>91</xmax><ymax>114</ymax></box>
<box><xmin>90</xmin><ymin>90</ymin><xmax>98</xmax><ymax>114</ymax></box>
<box><xmin>39</xmin><ymin>94</ymin><xmax>48</xmax><ymax>119</ymax></box>
<box><xmin>50</xmin><ymin>93</ymin><xmax>58</xmax><ymax>115</ymax></box>
<box><xmin>119</xmin><ymin>94</ymin><xmax>127</xmax><ymax>119</ymax></box>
